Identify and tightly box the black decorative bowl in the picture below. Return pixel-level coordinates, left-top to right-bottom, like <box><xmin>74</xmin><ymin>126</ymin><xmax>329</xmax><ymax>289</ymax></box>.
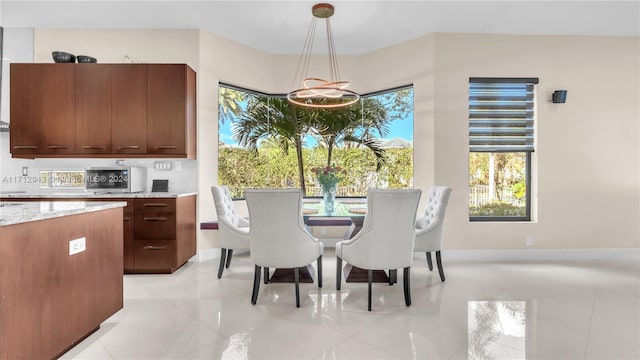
<box><xmin>52</xmin><ymin>51</ymin><xmax>76</xmax><ymax>63</ymax></box>
<box><xmin>77</xmin><ymin>55</ymin><xmax>97</xmax><ymax>63</ymax></box>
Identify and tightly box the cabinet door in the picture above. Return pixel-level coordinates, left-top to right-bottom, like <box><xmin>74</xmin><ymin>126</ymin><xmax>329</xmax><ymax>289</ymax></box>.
<box><xmin>112</xmin><ymin>64</ymin><xmax>147</xmax><ymax>154</ymax></box>
<box><xmin>76</xmin><ymin>64</ymin><xmax>112</xmax><ymax>153</ymax></box>
<box><xmin>10</xmin><ymin>64</ymin><xmax>76</xmax><ymax>155</ymax></box>
<box><xmin>147</xmin><ymin>65</ymin><xmax>187</xmax><ymax>156</ymax></box>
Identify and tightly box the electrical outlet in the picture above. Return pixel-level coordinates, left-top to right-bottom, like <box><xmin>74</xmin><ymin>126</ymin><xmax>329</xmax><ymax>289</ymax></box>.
<box><xmin>526</xmin><ymin>235</ymin><xmax>534</xmax><ymax>247</ymax></box>
<box><xmin>174</xmin><ymin>161</ymin><xmax>182</xmax><ymax>172</ymax></box>
<box><xmin>320</xmin><ymin>227</ymin><xmax>327</xmax><ymax>235</ymax></box>
<box><xmin>69</xmin><ymin>237</ymin><xmax>86</xmax><ymax>255</ymax></box>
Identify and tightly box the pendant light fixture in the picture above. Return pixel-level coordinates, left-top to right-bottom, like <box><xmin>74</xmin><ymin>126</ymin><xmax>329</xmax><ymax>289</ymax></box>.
<box><xmin>287</xmin><ymin>3</ymin><xmax>359</xmax><ymax>109</ymax></box>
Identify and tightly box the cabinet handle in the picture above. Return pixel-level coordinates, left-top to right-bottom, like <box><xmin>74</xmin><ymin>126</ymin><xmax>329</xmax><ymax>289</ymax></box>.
<box><xmin>47</xmin><ymin>145</ymin><xmax>70</xmax><ymax>149</ymax></box>
<box><xmin>123</xmin><ymin>217</ymin><xmax>131</xmax><ymax>222</ymax></box>
<box><xmin>143</xmin><ymin>203</ymin><xmax>167</xmax><ymax>207</ymax></box>
<box><xmin>143</xmin><ymin>245</ymin><xmax>167</xmax><ymax>250</ymax></box>
<box><xmin>156</xmin><ymin>145</ymin><xmax>177</xmax><ymax>150</ymax></box>
<box><xmin>82</xmin><ymin>145</ymin><xmax>106</xmax><ymax>149</ymax></box>
<box><xmin>13</xmin><ymin>145</ymin><xmax>38</xmax><ymax>149</ymax></box>
<box><xmin>144</xmin><ymin>217</ymin><xmax>167</xmax><ymax>222</ymax></box>
<box><xmin>118</xmin><ymin>145</ymin><xmax>140</xmax><ymax>149</ymax></box>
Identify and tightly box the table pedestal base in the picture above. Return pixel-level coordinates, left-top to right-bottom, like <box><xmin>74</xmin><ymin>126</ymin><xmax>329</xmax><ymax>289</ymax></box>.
<box><xmin>268</xmin><ymin>265</ymin><xmax>315</xmax><ymax>283</ymax></box>
<box><xmin>343</xmin><ymin>264</ymin><xmax>389</xmax><ymax>283</ymax></box>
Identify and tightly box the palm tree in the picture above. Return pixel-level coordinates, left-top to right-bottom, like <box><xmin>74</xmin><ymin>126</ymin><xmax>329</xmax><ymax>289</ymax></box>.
<box><xmin>218</xmin><ymin>86</ymin><xmax>247</xmax><ymax>124</ymax></box>
<box><xmin>233</xmin><ymin>97</ymin><xmax>311</xmax><ymax>194</ymax></box>
<box><xmin>309</xmin><ymin>96</ymin><xmax>391</xmax><ymax>170</ymax></box>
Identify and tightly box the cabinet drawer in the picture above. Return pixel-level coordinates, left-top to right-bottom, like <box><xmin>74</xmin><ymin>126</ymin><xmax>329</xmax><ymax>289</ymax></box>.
<box><xmin>134</xmin><ymin>199</ymin><xmax>176</xmax><ymax>239</ymax></box>
<box><xmin>134</xmin><ymin>240</ymin><xmax>176</xmax><ymax>271</ymax></box>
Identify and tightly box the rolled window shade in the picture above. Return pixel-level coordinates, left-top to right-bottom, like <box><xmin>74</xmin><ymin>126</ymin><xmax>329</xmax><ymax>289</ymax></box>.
<box><xmin>469</xmin><ymin>80</ymin><xmax>536</xmax><ymax>152</ymax></box>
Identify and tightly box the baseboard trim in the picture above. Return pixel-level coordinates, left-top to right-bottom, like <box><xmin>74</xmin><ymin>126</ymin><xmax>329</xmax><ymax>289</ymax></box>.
<box><xmin>438</xmin><ymin>248</ymin><xmax>640</xmax><ymax>262</ymax></box>
<box><xmin>195</xmin><ymin>247</ymin><xmax>639</xmax><ymax>263</ymax></box>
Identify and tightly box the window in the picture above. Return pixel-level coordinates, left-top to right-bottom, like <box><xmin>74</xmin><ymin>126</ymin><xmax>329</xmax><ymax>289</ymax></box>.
<box><xmin>468</xmin><ymin>77</ymin><xmax>537</xmax><ymax>221</ymax></box>
<box><xmin>218</xmin><ymin>83</ymin><xmax>414</xmax><ymax>198</ymax></box>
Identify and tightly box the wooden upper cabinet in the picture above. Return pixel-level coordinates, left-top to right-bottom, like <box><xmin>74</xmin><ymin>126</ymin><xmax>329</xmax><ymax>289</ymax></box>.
<box><xmin>112</xmin><ymin>64</ymin><xmax>147</xmax><ymax>154</ymax></box>
<box><xmin>75</xmin><ymin>64</ymin><xmax>112</xmax><ymax>154</ymax></box>
<box><xmin>10</xmin><ymin>64</ymin><xmax>76</xmax><ymax>155</ymax></box>
<box><xmin>10</xmin><ymin>63</ymin><xmax>195</xmax><ymax>158</ymax></box>
<box><xmin>147</xmin><ymin>64</ymin><xmax>196</xmax><ymax>159</ymax></box>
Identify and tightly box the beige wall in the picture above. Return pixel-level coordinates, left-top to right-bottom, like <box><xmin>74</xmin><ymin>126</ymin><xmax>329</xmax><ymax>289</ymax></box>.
<box><xmin>26</xmin><ymin>29</ymin><xmax>640</xmax><ymax>252</ymax></box>
<box><xmin>431</xmin><ymin>33</ymin><xmax>639</xmax><ymax>249</ymax></box>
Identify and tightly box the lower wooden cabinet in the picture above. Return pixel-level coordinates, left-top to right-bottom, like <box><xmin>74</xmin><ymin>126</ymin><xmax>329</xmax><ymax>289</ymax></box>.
<box><xmin>129</xmin><ymin>195</ymin><xmax>196</xmax><ymax>274</ymax></box>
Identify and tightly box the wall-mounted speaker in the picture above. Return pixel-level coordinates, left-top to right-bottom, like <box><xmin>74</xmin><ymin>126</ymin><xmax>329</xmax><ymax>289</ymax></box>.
<box><xmin>552</xmin><ymin>90</ymin><xmax>567</xmax><ymax>103</ymax></box>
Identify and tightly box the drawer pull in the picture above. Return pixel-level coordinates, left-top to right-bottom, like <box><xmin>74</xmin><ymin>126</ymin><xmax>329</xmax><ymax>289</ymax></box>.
<box><xmin>13</xmin><ymin>145</ymin><xmax>37</xmax><ymax>149</ymax></box>
<box><xmin>47</xmin><ymin>145</ymin><xmax>70</xmax><ymax>149</ymax></box>
<box><xmin>143</xmin><ymin>245</ymin><xmax>167</xmax><ymax>250</ymax></box>
<box><xmin>118</xmin><ymin>145</ymin><xmax>140</xmax><ymax>149</ymax></box>
<box><xmin>82</xmin><ymin>145</ymin><xmax>106</xmax><ymax>149</ymax></box>
<box><xmin>143</xmin><ymin>203</ymin><xmax>167</xmax><ymax>207</ymax></box>
<box><xmin>123</xmin><ymin>217</ymin><xmax>131</xmax><ymax>222</ymax></box>
<box><xmin>156</xmin><ymin>145</ymin><xmax>177</xmax><ymax>150</ymax></box>
<box><xmin>144</xmin><ymin>217</ymin><xmax>167</xmax><ymax>222</ymax></box>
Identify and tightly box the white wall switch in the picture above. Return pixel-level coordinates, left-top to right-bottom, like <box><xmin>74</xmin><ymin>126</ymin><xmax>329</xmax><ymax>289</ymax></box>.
<box><xmin>154</xmin><ymin>161</ymin><xmax>173</xmax><ymax>171</ymax></box>
<box><xmin>69</xmin><ymin>237</ymin><xmax>86</xmax><ymax>255</ymax></box>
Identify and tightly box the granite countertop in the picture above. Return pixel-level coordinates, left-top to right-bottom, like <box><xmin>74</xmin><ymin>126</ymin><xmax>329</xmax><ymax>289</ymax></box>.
<box><xmin>0</xmin><ymin>201</ymin><xmax>127</xmax><ymax>227</ymax></box>
<box><xmin>0</xmin><ymin>191</ymin><xmax>198</xmax><ymax>199</ymax></box>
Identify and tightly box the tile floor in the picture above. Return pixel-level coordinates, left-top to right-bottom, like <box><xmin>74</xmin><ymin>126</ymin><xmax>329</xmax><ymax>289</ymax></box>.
<box><xmin>62</xmin><ymin>249</ymin><xmax>640</xmax><ymax>359</ymax></box>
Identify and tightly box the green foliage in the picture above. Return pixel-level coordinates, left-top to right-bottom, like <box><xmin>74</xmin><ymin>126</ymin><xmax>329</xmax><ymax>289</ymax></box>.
<box><xmin>470</xmin><ymin>202</ymin><xmax>526</xmax><ymax>217</ymax></box>
<box><xmin>218</xmin><ymin>146</ymin><xmax>413</xmax><ymax>198</ymax></box>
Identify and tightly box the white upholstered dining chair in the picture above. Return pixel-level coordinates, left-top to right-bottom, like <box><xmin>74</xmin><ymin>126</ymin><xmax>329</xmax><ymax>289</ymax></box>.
<box><xmin>211</xmin><ymin>185</ymin><xmax>250</xmax><ymax>279</ymax></box>
<box><xmin>335</xmin><ymin>189</ymin><xmax>421</xmax><ymax>311</ymax></box>
<box><xmin>414</xmin><ymin>186</ymin><xmax>452</xmax><ymax>281</ymax></box>
<box><xmin>245</xmin><ymin>189</ymin><xmax>324</xmax><ymax>308</ymax></box>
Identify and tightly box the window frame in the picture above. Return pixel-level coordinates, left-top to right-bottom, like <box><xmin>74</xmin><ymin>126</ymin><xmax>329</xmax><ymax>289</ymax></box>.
<box><xmin>217</xmin><ymin>82</ymin><xmax>415</xmax><ymax>199</ymax></box>
<box><xmin>468</xmin><ymin>77</ymin><xmax>537</xmax><ymax>222</ymax></box>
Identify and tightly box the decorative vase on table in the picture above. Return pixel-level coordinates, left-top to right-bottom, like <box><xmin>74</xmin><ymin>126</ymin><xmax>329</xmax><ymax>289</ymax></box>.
<box><xmin>322</xmin><ymin>182</ymin><xmax>338</xmax><ymax>213</ymax></box>
<box><xmin>312</xmin><ymin>165</ymin><xmax>346</xmax><ymax>214</ymax></box>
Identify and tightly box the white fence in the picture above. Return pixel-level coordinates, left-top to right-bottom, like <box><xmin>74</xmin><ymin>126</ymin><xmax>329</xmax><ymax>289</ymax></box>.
<box><xmin>469</xmin><ymin>185</ymin><xmax>520</xmax><ymax>207</ymax></box>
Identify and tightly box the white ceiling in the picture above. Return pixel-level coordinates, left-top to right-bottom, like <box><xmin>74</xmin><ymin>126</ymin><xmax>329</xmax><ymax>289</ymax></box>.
<box><xmin>1</xmin><ymin>1</ymin><xmax>639</xmax><ymax>55</ymax></box>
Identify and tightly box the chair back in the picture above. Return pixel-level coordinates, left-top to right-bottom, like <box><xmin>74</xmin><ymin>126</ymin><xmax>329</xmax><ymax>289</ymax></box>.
<box><xmin>211</xmin><ymin>185</ymin><xmax>250</xmax><ymax>248</ymax></box>
<box><xmin>343</xmin><ymin>189</ymin><xmax>421</xmax><ymax>270</ymax></box>
<box><xmin>245</xmin><ymin>189</ymin><xmax>321</xmax><ymax>268</ymax></box>
<box><xmin>420</xmin><ymin>186</ymin><xmax>452</xmax><ymax>225</ymax></box>
<box><xmin>414</xmin><ymin>186</ymin><xmax>452</xmax><ymax>251</ymax></box>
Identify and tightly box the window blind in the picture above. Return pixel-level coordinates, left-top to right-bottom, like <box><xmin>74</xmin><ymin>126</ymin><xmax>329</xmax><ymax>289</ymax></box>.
<box><xmin>469</xmin><ymin>78</ymin><xmax>537</xmax><ymax>152</ymax></box>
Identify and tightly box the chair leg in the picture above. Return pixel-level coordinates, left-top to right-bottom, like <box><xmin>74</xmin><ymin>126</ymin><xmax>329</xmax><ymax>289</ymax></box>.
<box><xmin>336</xmin><ymin>257</ymin><xmax>342</xmax><ymax>290</ymax></box>
<box><xmin>426</xmin><ymin>251</ymin><xmax>433</xmax><ymax>271</ymax></box>
<box><xmin>436</xmin><ymin>251</ymin><xmax>445</xmax><ymax>281</ymax></box>
<box><xmin>317</xmin><ymin>255</ymin><xmax>323</xmax><ymax>288</ymax></box>
<box><xmin>225</xmin><ymin>249</ymin><xmax>233</xmax><ymax>269</ymax></box>
<box><xmin>368</xmin><ymin>269</ymin><xmax>373</xmax><ymax>311</ymax></box>
<box><xmin>263</xmin><ymin>267</ymin><xmax>270</xmax><ymax>284</ymax></box>
<box><xmin>403</xmin><ymin>267</ymin><xmax>412</xmax><ymax>307</ymax></box>
<box><xmin>217</xmin><ymin>248</ymin><xmax>227</xmax><ymax>279</ymax></box>
<box><xmin>251</xmin><ymin>265</ymin><xmax>261</xmax><ymax>305</ymax></box>
<box><xmin>294</xmin><ymin>267</ymin><xmax>300</xmax><ymax>308</ymax></box>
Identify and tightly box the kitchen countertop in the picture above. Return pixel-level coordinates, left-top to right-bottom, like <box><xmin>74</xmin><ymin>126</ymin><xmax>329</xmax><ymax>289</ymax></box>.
<box><xmin>0</xmin><ymin>201</ymin><xmax>127</xmax><ymax>227</ymax></box>
<box><xmin>0</xmin><ymin>191</ymin><xmax>198</xmax><ymax>199</ymax></box>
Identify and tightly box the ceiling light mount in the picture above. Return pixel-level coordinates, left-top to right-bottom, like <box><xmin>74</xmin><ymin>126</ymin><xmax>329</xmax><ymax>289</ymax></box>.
<box><xmin>287</xmin><ymin>2</ymin><xmax>359</xmax><ymax>109</ymax></box>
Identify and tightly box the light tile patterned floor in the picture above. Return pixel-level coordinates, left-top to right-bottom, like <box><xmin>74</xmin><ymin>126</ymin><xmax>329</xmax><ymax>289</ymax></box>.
<box><xmin>61</xmin><ymin>249</ymin><xmax>640</xmax><ymax>359</ymax></box>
